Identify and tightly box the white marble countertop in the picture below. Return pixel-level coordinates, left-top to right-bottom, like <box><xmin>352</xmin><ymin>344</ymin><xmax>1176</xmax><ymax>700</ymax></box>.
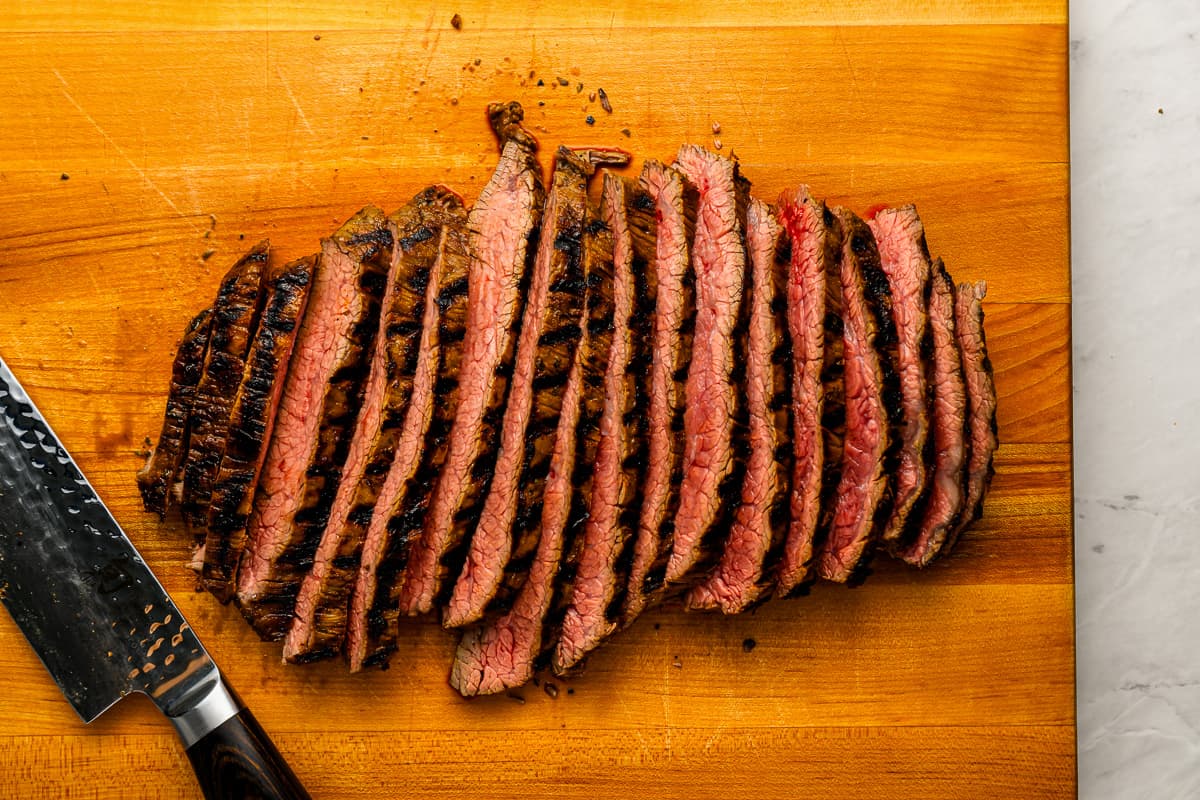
<box><xmin>1072</xmin><ymin>1</ymin><xmax>1200</xmax><ymax>797</ymax></box>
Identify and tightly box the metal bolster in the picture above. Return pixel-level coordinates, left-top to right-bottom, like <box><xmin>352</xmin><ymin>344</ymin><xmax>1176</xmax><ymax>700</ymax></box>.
<box><xmin>167</xmin><ymin>674</ymin><xmax>240</xmax><ymax>749</ymax></box>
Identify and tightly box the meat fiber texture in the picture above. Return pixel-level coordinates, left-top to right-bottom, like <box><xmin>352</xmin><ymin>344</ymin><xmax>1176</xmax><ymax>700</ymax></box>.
<box><xmin>139</xmin><ymin>100</ymin><xmax>1000</xmax><ymax>694</ymax></box>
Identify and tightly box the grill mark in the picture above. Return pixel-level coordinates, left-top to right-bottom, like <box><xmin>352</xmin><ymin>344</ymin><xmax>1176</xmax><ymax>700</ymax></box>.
<box><xmin>202</xmin><ymin>256</ymin><xmax>313</xmax><ymax>604</ymax></box>
<box><xmin>136</xmin><ymin>307</ymin><xmax>214</xmax><ymax>517</ymax></box>
<box><xmin>180</xmin><ymin>243</ymin><xmax>270</xmax><ymax>540</ymax></box>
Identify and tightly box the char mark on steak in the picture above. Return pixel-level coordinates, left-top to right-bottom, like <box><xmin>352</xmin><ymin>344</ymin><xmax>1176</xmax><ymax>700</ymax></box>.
<box><xmin>237</xmin><ymin>207</ymin><xmax>393</xmax><ymax>640</ymax></box>
<box><xmin>179</xmin><ymin>242</ymin><xmax>269</xmax><ymax>539</ymax></box>
<box><xmin>445</xmin><ymin>147</ymin><xmax>609</xmax><ymax>629</ymax></box>
<box><xmin>623</xmin><ymin>160</ymin><xmax>698</xmax><ymax>623</ymax></box>
<box><xmin>284</xmin><ymin>190</ymin><xmax>464</xmax><ymax>662</ymax></box>
<box><xmin>897</xmin><ymin>259</ymin><xmax>968</xmax><ymax>566</ymax></box>
<box><xmin>663</xmin><ymin>145</ymin><xmax>751</xmax><ymax>587</ymax></box>
<box><xmin>772</xmin><ymin>188</ymin><xmax>844</xmax><ymax>594</ymax></box>
<box><xmin>552</xmin><ymin>172</ymin><xmax>655</xmax><ymax>675</ymax></box>
<box><xmin>137</xmin><ymin>307</ymin><xmax>214</xmax><ymax>517</ymax></box>
<box><xmin>868</xmin><ymin>205</ymin><xmax>933</xmax><ymax>542</ymax></box>
<box><xmin>946</xmin><ymin>278</ymin><xmax>997</xmax><ymax>553</ymax></box>
<box><xmin>396</xmin><ymin>102</ymin><xmax>545</xmax><ymax>617</ymax></box>
<box><xmin>688</xmin><ymin>198</ymin><xmax>791</xmax><ymax>613</ymax></box>
<box><xmin>202</xmin><ymin>256</ymin><xmax>313</xmax><ymax>603</ymax></box>
<box><xmin>451</xmin><ymin>173</ymin><xmax>618</xmax><ymax>695</ymax></box>
<box><xmin>347</xmin><ymin>188</ymin><xmax>472</xmax><ymax>671</ymax></box>
<box><xmin>817</xmin><ymin>209</ymin><xmax>901</xmax><ymax>584</ymax></box>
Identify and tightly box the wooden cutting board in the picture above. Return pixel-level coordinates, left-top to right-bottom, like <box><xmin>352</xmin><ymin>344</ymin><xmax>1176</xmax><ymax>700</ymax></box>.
<box><xmin>0</xmin><ymin>2</ymin><xmax>1072</xmax><ymax>797</ymax></box>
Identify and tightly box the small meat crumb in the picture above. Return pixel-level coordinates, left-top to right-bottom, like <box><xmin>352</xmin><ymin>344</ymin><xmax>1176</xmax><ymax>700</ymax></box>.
<box><xmin>60</xmin><ymin>173</ymin><xmax>69</xmax><ymax>181</ymax></box>
<box><xmin>556</xmin><ymin>76</ymin><xmax>569</xmax><ymax>86</ymax></box>
<box><xmin>450</xmin><ymin>13</ymin><xmax>463</xmax><ymax>29</ymax></box>
<box><xmin>313</xmin><ymin>34</ymin><xmax>321</xmax><ymax>41</ymax></box>
<box><xmin>505</xmin><ymin>692</ymin><xmax>526</xmax><ymax>705</ymax></box>
<box><xmin>672</xmin><ymin>656</ymin><xmax>683</xmax><ymax>669</ymax></box>
<box><xmin>544</xmin><ymin>682</ymin><xmax>559</xmax><ymax>699</ymax></box>
<box><xmin>598</xmin><ymin>87</ymin><xmax>612</xmax><ymax>113</ymax></box>
<box><xmin>473</xmin><ymin>58</ymin><xmax>481</xmax><ymax>66</ymax></box>
<box><xmin>566</xmin><ymin>687</ymin><xmax>575</xmax><ymax>696</ymax></box>
<box><xmin>200</xmin><ymin>249</ymin><xmax>216</xmax><ymax>261</ymax></box>
<box><xmin>450</xmin><ymin>96</ymin><xmax>459</xmax><ymax>105</ymax></box>
<box><xmin>621</xmin><ymin>128</ymin><xmax>631</xmax><ymax>138</ymax></box>
<box><xmin>712</xmin><ymin>121</ymin><xmax>721</xmax><ymax>134</ymax></box>
<box><xmin>585</xmin><ymin>115</ymin><xmax>595</xmax><ymax>125</ymax></box>
<box><xmin>537</xmin><ymin>78</ymin><xmax>545</xmax><ymax>87</ymax></box>
<box><xmin>742</xmin><ymin>638</ymin><xmax>757</xmax><ymax>653</ymax></box>
<box><xmin>588</xmin><ymin>91</ymin><xmax>596</xmax><ymax>102</ymax></box>
<box><xmin>576</xmin><ymin>82</ymin><xmax>584</xmax><ymax>93</ymax></box>
<box><xmin>714</xmin><ymin>138</ymin><xmax>723</xmax><ymax>150</ymax></box>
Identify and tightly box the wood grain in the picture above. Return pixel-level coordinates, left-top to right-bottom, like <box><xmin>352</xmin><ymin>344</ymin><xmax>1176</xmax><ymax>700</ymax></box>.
<box><xmin>0</xmin><ymin>3</ymin><xmax>1072</xmax><ymax>798</ymax></box>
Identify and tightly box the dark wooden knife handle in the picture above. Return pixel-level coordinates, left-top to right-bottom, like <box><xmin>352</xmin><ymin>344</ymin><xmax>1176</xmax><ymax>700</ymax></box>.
<box><xmin>185</xmin><ymin>706</ymin><xmax>311</xmax><ymax>800</ymax></box>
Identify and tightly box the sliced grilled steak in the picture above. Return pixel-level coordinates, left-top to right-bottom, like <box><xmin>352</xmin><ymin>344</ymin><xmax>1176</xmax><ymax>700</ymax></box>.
<box><xmin>623</xmin><ymin>160</ymin><xmax>698</xmax><ymax>623</ymax></box>
<box><xmin>687</xmin><ymin>198</ymin><xmax>791</xmax><ymax>613</ymax></box>
<box><xmin>946</xmin><ymin>279</ymin><xmax>998</xmax><ymax>552</ymax></box>
<box><xmin>347</xmin><ymin>189</ymin><xmax>471</xmax><ymax>672</ymax></box>
<box><xmin>664</xmin><ymin>145</ymin><xmax>750</xmax><ymax>586</ymax></box>
<box><xmin>774</xmin><ymin>189</ymin><xmax>844</xmax><ymax>594</ymax></box>
<box><xmin>553</xmin><ymin>172</ymin><xmax>655</xmax><ymax>674</ymax></box>
<box><xmin>180</xmin><ymin>242</ymin><xmax>269</xmax><ymax>537</ymax></box>
<box><xmin>202</xmin><ymin>256</ymin><xmax>314</xmax><ymax>603</ymax></box>
<box><xmin>817</xmin><ymin>209</ymin><xmax>901</xmax><ymax>584</ymax></box>
<box><xmin>237</xmin><ymin>207</ymin><xmax>393</xmax><ymax>639</ymax></box>
<box><xmin>868</xmin><ymin>205</ymin><xmax>933</xmax><ymax>542</ymax></box>
<box><xmin>897</xmin><ymin>260</ymin><xmax>967</xmax><ymax>566</ymax></box>
<box><xmin>451</xmin><ymin>189</ymin><xmax>617</xmax><ymax>695</ymax></box>
<box><xmin>445</xmin><ymin>147</ymin><xmax>594</xmax><ymax>629</ymax></box>
<box><xmin>284</xmin><ymin>191</ymin><xmax>459</xmax><ymax>663</ymax></box>
<box><xmin>137</xmin><ymin>307</ymin><xmax>213</xmax><ymax>517</ymax></box>
<box><xmin>397</xmin><ymin>102</ymin><xmax>545</xmax><ymax>617</ymax></box>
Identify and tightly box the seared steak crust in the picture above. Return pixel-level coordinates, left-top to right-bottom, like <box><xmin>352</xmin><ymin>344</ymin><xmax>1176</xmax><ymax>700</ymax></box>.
<box><xmin>203</xmin><ymin>256</ymin><xmax>313</xmax><ymax>603</ymax></box>
<box><xmin>137</xmin><ymin>307</ymin><xmax>214</xmax><ymax>517</ymax></box>
<box><xmin>180</xmin><ymin>243</ymin><xmax>269</xmax><ymax>537</ymax></box>
<box><xmin>238</xmin><ymin>208</ymin><xmax>393</xmax><ymax>639</ymax></box>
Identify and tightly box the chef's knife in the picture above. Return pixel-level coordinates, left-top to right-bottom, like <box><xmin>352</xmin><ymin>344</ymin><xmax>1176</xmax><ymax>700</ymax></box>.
<box><xmin>0</xmin><ymin>355</ymin><xmax>310</xmax><ymax>800</ymax></box>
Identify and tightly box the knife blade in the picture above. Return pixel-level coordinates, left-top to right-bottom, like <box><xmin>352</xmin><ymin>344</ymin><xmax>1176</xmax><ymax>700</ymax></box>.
<box><xmin>0</xmin><ymin>354</ymin><xmax>309</xmax><ymax>800</ymax></box>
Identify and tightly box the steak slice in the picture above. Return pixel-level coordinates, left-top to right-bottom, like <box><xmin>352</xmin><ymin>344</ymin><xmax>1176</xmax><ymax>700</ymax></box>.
<box><xmin>552</xmin><ymin>172</ymin><xmax>654</xmax><ymax>675</ymax></box>
<box><xmin>868</xmin><ymin>205</ymin><xmax>933</xmax><ymax>542</ymax></box>
<box><xmin>664</xmin><ymin>144</ymin><xmax>750</xmax><ymax>586</ymax></box>
<box><xmin>946</xmin><ymin>278</ymin><xmax>998</xmax><ymax>552</ymax></box>
<box><xmin>445</xmin><ymin>147</ymin><xmax>597</xmax><ymax>628</ymax></box>
<box><xmin>397</xmin><ymin>102</ymin><xmax>545</xmax><ymax>617</ymax></box>
<box><xmin>179</xmin><ymin>242</ymin><xmax>269</xmax><ymax>537</ymax></box>
<box><xmin>237</xmin><ymin>207</ymin><xmax>393</xmax><ymax>640</ymax></box>
<box><xmin>202</xmin><ymin>256</ymin><xmax>314</xmax><ymax>603</ymax></box>
<box><xmin>283</xmin><ymin>190</ymin><xmax>459</xmax><ymax>662</ymax></box>
<box><xmin>687</xmin><ymin>198</ymin><xmax>791</xmax><ymax>613</ymax></box>
<box><xmin>773</xmin><ymin>189</ymin><xmax>845</xmax><ymax>594</ymax></box>
<box><xmin>897</xmin><ymin>260</ymin><xmax>968</xmax><ymax>566</ymax></box>
<box><xmin>137</xmin><ymin>307</ymin><xmax>214</xmax><ymax>517</ymax></box>
<box><xmin>347</xmin><ymin>189</ymin><xmax>471</xmax><ymax>672</ymax></box>
<box><xmin>817</xmin><ymin>209</ymin><xmax>901</xmax><ymax>584</ymax></box>
<box><xmin>450</xmin><ymin>190</ymin><xmax>616</xmax><ymax>695</ymax></box>
<box><xmin>623</xmin><ymin>160</ymin><xmax>698</xmax><ymax>623</ymax></box>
